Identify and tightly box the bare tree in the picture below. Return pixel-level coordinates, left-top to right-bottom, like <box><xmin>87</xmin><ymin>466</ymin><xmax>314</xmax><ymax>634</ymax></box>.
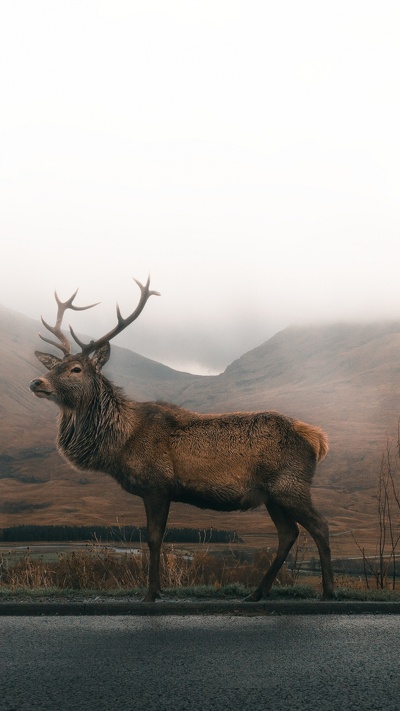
<box><xmin>30</xmin><ymin>278</ymin><xmax>334</xmax><ymax>602</ymax></box>
<box><xmin>353</xmin><ymin>430</ymin><xmax>400</xmax><ymax>590</ymax></box>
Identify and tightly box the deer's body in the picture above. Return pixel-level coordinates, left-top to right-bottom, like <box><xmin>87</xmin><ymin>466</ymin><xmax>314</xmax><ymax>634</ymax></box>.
<box><xmin>30</xmin><ymin>280</ymin><xmax>334</xmax><ymax>602</ymax></box>
<box><xmin>56</xmin><ymin>377</ymin><xmax>323</xmax><ymax>509</ymax></box>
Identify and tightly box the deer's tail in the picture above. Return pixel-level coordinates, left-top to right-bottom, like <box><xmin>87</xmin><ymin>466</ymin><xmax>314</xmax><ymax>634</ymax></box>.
<box><xmin>293</xmin><ymin>420</ymin><xmax>329</xmax><ymax>463</ymax></box>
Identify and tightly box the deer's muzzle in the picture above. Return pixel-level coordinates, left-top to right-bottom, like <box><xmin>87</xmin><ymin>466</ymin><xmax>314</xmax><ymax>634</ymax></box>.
<box><xmin>30</xmin><ymin>378</ymin><xmax>53</xmax><ymax>399</ymax></box>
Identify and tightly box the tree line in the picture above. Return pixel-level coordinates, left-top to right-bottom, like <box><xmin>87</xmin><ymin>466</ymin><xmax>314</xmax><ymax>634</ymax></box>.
<box><xmin>0</xmin><ymin>524</ymin><xmax>243</xmax><ymax>544</ymax></box>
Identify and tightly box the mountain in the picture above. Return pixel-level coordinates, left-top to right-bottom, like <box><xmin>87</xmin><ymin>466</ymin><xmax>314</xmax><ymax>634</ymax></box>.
<box><xmin>1</xmin><ymin>304</ymin><xmax>400</xmax><ymax>557</ymax></box>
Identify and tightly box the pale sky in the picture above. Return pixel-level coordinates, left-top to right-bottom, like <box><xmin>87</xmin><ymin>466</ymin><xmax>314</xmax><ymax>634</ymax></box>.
<box><xmin>1</xmin><ymin>1</ymin><xmax>400</xmax><ymax>373</ymax></box>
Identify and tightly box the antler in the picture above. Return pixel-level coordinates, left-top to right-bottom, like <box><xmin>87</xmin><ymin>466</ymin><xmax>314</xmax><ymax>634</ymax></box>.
<box><xmin>69</xmin><ymin>277</ymin><xmax>160</xmax><ymax>356</ymax></box>
<box><xmin>39</xmin><ymin>290</ymin><xmax>99</xmax><ymax>356</ymax></box>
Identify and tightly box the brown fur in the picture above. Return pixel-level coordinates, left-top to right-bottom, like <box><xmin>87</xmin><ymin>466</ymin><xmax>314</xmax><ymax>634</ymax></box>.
<box><xmin>30</xmin><ymin>345</ymin><xmax>334</xmax><ymax>602</ymax></box>
<box><xmin>292</xmin><ymin>420</ymin><xmax>329</xmax><ymax>463</ymax></box>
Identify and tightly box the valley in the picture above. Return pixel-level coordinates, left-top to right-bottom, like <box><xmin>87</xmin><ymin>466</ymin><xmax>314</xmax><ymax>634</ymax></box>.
<box><xmin>1</xmin><ymin>304</ymin><xmax>400</xmax><ymax>562</ymax></box>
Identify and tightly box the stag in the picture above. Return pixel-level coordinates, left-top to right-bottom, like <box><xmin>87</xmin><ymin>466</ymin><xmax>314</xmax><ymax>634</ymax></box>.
<box><xmin>30</xmin><ymin>278</ymin><xmax>334</xmax><ymax>602</ymax></box>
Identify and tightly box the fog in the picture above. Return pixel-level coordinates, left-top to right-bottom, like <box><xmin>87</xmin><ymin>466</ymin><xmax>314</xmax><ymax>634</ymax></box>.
<box><xmin>1</xmin><ymin>1</ymin><xmax>400</xmax><ymax>374</ymax></box>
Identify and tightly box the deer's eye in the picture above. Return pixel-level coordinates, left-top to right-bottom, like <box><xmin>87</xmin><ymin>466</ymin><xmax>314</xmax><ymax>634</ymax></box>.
<box><xmin>71</xmin><ymin>366</ymin><xmax>82</xmax><ymax>374</ymax></box>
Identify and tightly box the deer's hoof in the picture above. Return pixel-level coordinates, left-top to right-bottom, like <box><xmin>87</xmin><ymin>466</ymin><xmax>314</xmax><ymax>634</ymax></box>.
<box><xmin>142</xmin><ymin>590</ymin><xmax>162</xmax><ymax>603</ymax></box>
<box><xmin>243</xmin><ymin>592</ymin><xmax>262</xmax><ymax>603</ymax></box>
<box><xmin>322</xmin><ymin>590</ymin><xmax>337</xmax><ymax>601</ymax></box>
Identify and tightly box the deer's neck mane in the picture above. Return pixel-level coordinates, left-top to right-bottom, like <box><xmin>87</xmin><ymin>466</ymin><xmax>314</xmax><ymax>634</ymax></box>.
<box><xmin>57</xmin><ymin>376</ymin><xmax>133</xmax><ymax>471</ymax></box>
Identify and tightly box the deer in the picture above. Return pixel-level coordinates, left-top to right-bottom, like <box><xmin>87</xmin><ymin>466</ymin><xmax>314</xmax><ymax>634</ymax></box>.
<box><xmin>29</xmin><ymin>277</ymin><xmax>334</xmax><ymax>602</ymax></box>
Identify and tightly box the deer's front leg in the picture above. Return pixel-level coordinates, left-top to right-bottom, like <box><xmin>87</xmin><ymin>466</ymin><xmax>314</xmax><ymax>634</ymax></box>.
<box><xmin>143</xmin><ymin>496</ymin><xmax>170</xmax><ymax>602</ymax></box>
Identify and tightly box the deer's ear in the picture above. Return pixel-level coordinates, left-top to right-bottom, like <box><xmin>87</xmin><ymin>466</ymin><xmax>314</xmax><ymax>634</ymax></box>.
<box><xmin>91</xmin><ymin>342</ymin><xmax>110</xmax><ymax>371</ymax></box>
<box><xmin>34</xmin><ymin>351</ymin><xmax>62</xmax><ymax>370</ymax></box>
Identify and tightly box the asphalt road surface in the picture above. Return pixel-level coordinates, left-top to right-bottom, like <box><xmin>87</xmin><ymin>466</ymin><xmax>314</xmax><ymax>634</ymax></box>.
<box><xmin>1</xmin><ymin>614</ymin><xmax>400</xmax><ymax>711</ymax></box>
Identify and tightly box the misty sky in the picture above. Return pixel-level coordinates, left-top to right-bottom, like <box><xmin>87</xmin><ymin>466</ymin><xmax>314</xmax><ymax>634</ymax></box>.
<box><xmin>1</xmin><ymin>1</ymin><xmax>400</xmax><ymax>374</ymax></box>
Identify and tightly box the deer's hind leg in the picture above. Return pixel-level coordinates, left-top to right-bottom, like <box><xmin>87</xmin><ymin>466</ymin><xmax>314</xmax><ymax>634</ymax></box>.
<box><xmin>244</xmin><ymin>499</ymin><xmax>299</xmax><ymax>602</ymax></box>
<box><xmin>272</xmin><ymin>489</ymin><xmax>334</xmax><ymax>600</ymax></box>
<box><xmin>286</xmin><ymin>500</ymin><xmax>334</xmax><ymax>600</ymax></box>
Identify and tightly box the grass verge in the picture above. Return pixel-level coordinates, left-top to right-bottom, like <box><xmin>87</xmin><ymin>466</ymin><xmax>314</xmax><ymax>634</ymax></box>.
<box><xmin>2</xmin><ymin>544</ymin><xmax>400</xmax><ymax>602</ymax></box>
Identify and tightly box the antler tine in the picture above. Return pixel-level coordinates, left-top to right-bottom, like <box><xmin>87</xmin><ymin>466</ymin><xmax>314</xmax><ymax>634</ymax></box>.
<box><xmin>39</xmin><ymin>289</ymin><xmax>99</xmax><ymax>356</ymax></box>
<box><xmin>71</xmin><ymin>276</ymin><xmax>160</xmax><ymax>356</ymax></box>
<box><xmin>55</xmin><ymin>289</ymin><xmax>100</xmax><ymax>314</ymax></box>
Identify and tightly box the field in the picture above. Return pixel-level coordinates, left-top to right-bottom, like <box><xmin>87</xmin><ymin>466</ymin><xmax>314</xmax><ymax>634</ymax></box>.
<box><xmin>1</xmin><ymin>523</ymin><xmax>399</xmax><ymax>597</ymax></box>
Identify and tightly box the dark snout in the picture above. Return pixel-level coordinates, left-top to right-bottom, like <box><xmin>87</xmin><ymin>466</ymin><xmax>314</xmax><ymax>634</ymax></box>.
<box><xmin>29</xmin><ymin>377</ymin><xmax>52</xmax><ymax>399</ymax></box>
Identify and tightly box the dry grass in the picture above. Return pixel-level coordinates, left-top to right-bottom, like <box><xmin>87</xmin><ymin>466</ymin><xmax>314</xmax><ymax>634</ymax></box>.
<box><xmin>2</xmin><ymin>537</ymin><xmax>399</xmax><ymax>597</ymax></box>
<box><xmin>2</xmin><ymin>544</ymin><xmax>400</xmax><ymax>600</ymax></box>
<box><xmin>0</xmin><ymin>543</ymin><xmax>293</xmax><ymax>593</ymax></box>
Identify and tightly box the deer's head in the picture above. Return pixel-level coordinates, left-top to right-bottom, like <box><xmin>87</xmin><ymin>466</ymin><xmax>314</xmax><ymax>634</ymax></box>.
<box><xmin>30</xmin><ymin>277</ymin><xmax>159</xmax><ymax>410</ymax></box>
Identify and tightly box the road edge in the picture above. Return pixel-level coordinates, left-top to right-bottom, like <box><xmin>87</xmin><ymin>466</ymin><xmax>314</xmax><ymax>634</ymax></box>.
<box><xmin>1</xmin><ymin>599</ymin><xmax>400</xmax><ymax>616</ymax></box>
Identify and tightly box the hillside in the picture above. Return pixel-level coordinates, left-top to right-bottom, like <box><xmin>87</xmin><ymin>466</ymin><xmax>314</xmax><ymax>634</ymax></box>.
<box><xmin>2</xmin><ymin>304</ymin><xmax>400</xmax><ymax>559</ymax></box>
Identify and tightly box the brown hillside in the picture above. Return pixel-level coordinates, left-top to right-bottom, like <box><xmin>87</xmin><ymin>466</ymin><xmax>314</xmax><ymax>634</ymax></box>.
<box><xmin>1</xmin><ymin>306</ymin><xmax>400</xmax><ymax>559</ymax></box>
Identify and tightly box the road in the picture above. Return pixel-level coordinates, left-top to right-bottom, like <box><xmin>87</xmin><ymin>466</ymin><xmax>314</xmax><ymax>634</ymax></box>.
<box><xmin>1</xmin><ymin>614</ymin><xmax>400</xmax><ymax>711</ymax></box>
